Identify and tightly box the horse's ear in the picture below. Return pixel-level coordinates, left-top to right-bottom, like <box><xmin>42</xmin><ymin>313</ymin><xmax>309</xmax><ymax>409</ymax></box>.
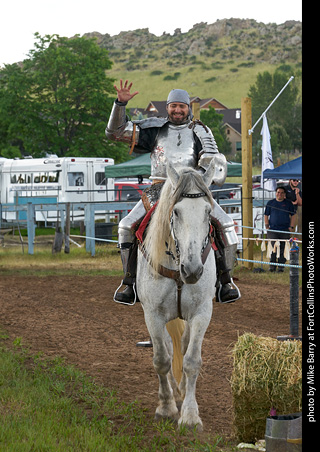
<box><xmin>167</xmin><ymin>161</ymin><xmax>180</xmax><ymax>187</ymax></box>
<box><xmin>202</xmin><ymin>159</ymin><xmax>215</xmax><ymax>187</ymax></box>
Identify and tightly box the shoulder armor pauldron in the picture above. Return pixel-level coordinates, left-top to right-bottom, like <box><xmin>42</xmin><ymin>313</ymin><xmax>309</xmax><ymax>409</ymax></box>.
<box><xmin>134</xmin><ymin>117</ymin><xmax>168</xmax><ymax>129</ymax></box>
<box><xmin>191</xmin><ymin>121</ymin><xmax>218</xmax><ymax>154</ymax></box>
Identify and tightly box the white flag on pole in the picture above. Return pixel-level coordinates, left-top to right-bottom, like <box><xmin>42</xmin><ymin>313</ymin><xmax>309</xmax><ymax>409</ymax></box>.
<box><xmin>261</xmin><ymin>114</ymin><xmax>277</xmax><ymax>191</ymax></box>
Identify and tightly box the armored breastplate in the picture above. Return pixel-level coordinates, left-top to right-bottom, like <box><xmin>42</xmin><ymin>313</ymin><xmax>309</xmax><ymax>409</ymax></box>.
<box><xmin>150</xmin><ymin>123</ymin><xmax>197</xmax><ymax>179</ymax></box>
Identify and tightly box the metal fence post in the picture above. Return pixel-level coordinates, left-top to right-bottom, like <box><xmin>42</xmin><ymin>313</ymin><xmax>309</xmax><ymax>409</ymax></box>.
<box><xmin>85</xmin><ymin>203</ymin><xmax>95</xmax><ymax>256</ymax></box>
<box><xmin>289</xmin><ymin>239</ymin><xmax>300</xmax><ymax>338</ymax></box>
<box><xmin>27</xmin><ymin>202</ymin><xmax>36</xmax><ymax>255</ymax></box>
<box><xmin>277</xmin><ymin>238</ymin><xmax>301</xmax><ymax>341</ymax></box>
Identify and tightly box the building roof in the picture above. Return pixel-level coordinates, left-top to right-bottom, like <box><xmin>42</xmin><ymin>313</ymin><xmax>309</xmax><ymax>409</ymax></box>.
<box><xmin>216</xmin><ymin>108</ymin><xmax>241</xmax><ymax>134</ymax></box>
<box><xmin>129</xmin><ymin>99</ymin><xmax>241</xmax><ymax>134</ymax></box>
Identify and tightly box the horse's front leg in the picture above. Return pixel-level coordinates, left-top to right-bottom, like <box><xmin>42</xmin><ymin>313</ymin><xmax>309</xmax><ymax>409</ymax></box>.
<box><xmin>179</xmin><ymin>311</ymin><xmax>211</xmax><ymax>432</ymax></box>
<box><xmin>144</xmin><ymin>315</ymin><xmax>179</xmax><ymax>421</ymax></box>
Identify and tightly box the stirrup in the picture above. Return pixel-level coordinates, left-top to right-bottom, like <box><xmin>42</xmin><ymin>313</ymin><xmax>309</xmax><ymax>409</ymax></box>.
<box><xmin>136</xmin><ymin>340</ymin><xmax>153</xmax><ymax>347</ymax></box>
<box><xmin>113</xmin><ymin>281</ymin><xmax>137</xmax><ymax>306</ymax></box>
<box><xmin>217</xmin><ymin>278</ymin><xmax>241</xmax><ymax>304</ymax></box>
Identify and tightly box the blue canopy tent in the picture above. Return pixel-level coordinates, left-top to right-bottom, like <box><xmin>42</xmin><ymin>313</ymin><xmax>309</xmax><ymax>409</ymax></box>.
<box><xmin>105</xmin><ymin>153</ymin><xmax>242</xmax><ymax>178</ymax></box>
<box><xmin>263</xmin><ymin>156</ymin><xmax>302</xmax><ymax>180</ymax></box>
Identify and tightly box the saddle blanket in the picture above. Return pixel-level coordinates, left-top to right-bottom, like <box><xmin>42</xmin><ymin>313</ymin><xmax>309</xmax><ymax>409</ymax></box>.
<box><xmin>136</xmin><ymin>201</ymin><xmax>158</xmax><ymax>243</ymax></box>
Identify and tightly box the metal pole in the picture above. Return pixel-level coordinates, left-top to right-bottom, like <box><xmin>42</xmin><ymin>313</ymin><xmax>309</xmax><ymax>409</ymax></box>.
<box><xmin>277</xmin><ymin>238</ymin><xmax>301</xmax><ymax>341</ymax></box>
<box><xmin>289</xmin><ymin>240</ymin><xmax>300</xmax><ymax>337</ymax></box>
<box><xmin>249</xmin><ymin>76</ymin><xmax>294</xmax><ymax>135</ymax></box>
<box><xmin>85</xmin><ymin>203</ymin><xmax>95</xmax><ymax>256</ymax></box>
<box><xmin>64</xmin><ymin>202</ymin><xmax>70</xmax><ymax>254</ymax></box>
<box><xmin>27</xmin><ymin>202</ymin><xmax>36</xmax><ymax>255</ymax></box>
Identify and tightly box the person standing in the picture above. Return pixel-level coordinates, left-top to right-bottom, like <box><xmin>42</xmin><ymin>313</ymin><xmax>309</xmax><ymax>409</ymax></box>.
<box><xmin>264</xmin><ymin>186</ymin><xmax>296</xmax><ymax>272</ymax></box>
<box><xmin>284</xmin><ymin>179</ymin><xmax>302</xmax><ymax>211</ymax></box>
<box><xmin>284</xmin><ymin>179</ymin><xmax>302</xmax><ymax>230</ymax></box>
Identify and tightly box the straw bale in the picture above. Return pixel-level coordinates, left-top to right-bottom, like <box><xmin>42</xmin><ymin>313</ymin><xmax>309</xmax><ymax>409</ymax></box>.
<box><xmin>230</xmin><ymin>333</ymin><xmax>302</xmax><ymax>443</ymax></box>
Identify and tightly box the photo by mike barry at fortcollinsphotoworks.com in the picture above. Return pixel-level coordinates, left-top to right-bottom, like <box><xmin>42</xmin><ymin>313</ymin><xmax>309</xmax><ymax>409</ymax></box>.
<box><xmin>305</xmin><ymin>221</ymin><xmax>316</xmax><ymax>428</ymax></box>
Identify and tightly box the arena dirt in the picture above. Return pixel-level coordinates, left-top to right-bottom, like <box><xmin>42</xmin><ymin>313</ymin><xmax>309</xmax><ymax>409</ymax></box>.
<box><xmin>0</xmin><ymin>273</ymin><xmax>302</xmax><ymax>440</ymax></box>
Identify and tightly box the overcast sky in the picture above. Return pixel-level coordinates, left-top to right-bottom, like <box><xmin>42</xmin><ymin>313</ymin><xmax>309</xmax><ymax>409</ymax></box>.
<box><xmin>1</xmin><ymin>0</ymin><xmax>302</xmax><ymax>66</ymax></box>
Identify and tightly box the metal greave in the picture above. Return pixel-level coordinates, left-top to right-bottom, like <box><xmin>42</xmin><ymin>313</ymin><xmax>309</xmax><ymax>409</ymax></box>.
<box><xmin>210</xmin><ymin>199</ymin><xmax>238</xmax><ymax>275</ymax></box>
<box><xmin>118</xmin><ymin>199</ymin><xmax>147</xmax><ymax>247</ymax></box>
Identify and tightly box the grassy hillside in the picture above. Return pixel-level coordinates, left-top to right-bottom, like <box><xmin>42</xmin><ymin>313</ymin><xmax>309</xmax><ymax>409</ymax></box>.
<box><xmin>87</xmin><ymin>19</ymin><xmax>302</xmax><ymax>108</ymax></box>
<box><xmin>107</xmin><ymin>61</ymin><xmax>280</xmax><ymax>108</ymax></box>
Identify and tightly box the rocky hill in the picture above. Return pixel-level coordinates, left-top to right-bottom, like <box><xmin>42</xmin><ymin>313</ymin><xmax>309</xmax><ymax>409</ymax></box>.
<box><xmin>83</xmin><ymin>18</ymin><xmax>302</xmax><ymax>108</ymax></box>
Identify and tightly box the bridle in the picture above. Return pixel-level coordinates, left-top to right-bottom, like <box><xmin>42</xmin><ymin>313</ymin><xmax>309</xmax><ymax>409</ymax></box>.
<box><xmin>168</xmin><ymin>192</ymin><xmax>211</xmax><ymax>264</ymax></box>
<box><xmin>140</xmin><ymin>191</ymin><xmax>213</xmax><ymax>319</ymax></box>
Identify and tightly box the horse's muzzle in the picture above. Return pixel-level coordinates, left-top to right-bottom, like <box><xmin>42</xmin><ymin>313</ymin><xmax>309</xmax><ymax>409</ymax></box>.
<box><xmin>180</xmin><ymin>263</ymin><xmax>203</xmax><ymax>284</ymax></box>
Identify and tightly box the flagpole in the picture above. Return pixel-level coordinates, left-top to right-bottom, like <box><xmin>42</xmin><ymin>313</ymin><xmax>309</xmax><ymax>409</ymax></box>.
<box><xmin>248</xmin><ymin>76</ymin><xmax>294</xmax><ymax>135</ymax></box>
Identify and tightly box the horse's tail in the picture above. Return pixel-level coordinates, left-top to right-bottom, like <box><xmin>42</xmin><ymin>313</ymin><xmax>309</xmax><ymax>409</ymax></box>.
<box><xmin>166</xmin><ymin>318</ymin><xmax>185</xmax><ymax>384</ymax></box>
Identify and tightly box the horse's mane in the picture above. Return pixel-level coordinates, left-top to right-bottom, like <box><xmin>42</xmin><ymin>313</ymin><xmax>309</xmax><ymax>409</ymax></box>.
<box><xmin>143</xmin><ymin>167</ymin><xmax>213</xmax><ymax>274</ymax></box>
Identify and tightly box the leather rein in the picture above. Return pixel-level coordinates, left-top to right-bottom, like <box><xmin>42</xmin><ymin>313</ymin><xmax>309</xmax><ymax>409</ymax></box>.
<box><xmin>139</xmin><ymin>191</ymin><xmax>213</xmax><ymax>319</ymax></box>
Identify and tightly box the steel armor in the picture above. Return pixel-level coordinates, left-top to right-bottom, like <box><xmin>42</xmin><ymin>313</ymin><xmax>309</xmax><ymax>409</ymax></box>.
<box><xmin>105</xmin><ymin>100</ymin><xmax>238</xmax><ymax>254</ymax></box>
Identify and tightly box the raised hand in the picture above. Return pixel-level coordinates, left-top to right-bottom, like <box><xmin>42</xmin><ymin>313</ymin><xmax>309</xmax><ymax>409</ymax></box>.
<box><xmin>114</xmin><ymin>79</ymin><xmax>139</xmax><ymax>103</ymax></box>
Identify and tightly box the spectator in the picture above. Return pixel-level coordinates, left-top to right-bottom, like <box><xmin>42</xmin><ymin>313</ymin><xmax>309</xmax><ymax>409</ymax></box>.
<box><xmin>284</xmin><ymin>179</ymin><xmax>302</xmax><ymax>211</ymax></box>
<box><xmin>264</xmin><ymin>187</ymin><xmax>296</xmax><ymax>272</ymax></box>
<box><xmin>284</xmin><ymin>179</ymin><xmax>302</xmax><ymax>229</ymax></box>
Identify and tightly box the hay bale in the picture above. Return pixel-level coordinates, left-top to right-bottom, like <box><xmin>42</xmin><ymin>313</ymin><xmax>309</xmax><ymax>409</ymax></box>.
<box><xmin>230</xmin><ymin>333</ymin><xmax>302</xmax><ymax>443</ymax></box>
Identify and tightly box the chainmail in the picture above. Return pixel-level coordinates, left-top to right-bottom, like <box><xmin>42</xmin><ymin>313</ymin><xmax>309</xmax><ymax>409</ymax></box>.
<box><xmin>141</xmin><ymin>182</ymin><xmax>165</xmax><ymax>211</ymax></box>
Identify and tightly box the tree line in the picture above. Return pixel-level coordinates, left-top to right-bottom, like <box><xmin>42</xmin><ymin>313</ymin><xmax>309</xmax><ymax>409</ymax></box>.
<box><xmin>0</xmin><ymin>34</ymin><xmax>301</xmax><ymax>164</ymax></box>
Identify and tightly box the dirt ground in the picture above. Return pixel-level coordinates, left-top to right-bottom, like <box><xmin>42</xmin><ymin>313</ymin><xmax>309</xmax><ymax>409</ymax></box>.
<box><xmin>0</xmin><ymin>273</ymin><xmax>302</xmax><ymax>440</ymax></box>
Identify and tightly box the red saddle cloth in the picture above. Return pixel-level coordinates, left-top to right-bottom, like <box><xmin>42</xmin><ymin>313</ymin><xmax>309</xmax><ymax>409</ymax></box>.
<box><xmin>136</xmin><ymin>201</ymin><xmax>158</xmax><ymax>243</ymax></box>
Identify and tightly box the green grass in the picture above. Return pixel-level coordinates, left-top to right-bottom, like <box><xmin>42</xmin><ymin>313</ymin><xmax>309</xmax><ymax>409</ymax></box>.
<box><xmin>0</xmin><ymin>332</ymin><xmax>236</xmax><ymax>451</ymax></box>
<box><xmin>0</xmin><ymin>242</ymin><xmax>123</xmax><ymax>276</ymax></box>
<box><xmin>1</xmin><ymin>237</ymin><xmax>301</xmax><ymax>284</ymax></box>
<box><xmin>10</xmin><ymin>226</ymin><xmax>83</xmax><ymax>237</ymax></box>
<box><xmin>109</xmin><ymin>61</ymin><xmax>277</xmax><ymax>108</ymax></box>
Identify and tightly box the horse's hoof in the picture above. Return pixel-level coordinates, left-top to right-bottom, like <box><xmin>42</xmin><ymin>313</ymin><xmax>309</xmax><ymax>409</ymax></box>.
<box><xmin>155</xmin><ymin>407</ymin><xmax>179</xmax><ymax>422</ymax></box>
<box><xmin>178</xmin><ymin>417</ymin><xmax>203</xmax><ymax>432</ymax></box>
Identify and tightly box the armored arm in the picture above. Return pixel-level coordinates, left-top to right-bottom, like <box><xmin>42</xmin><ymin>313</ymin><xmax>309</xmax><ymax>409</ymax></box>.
<box><xmin>105</xmin><ymin>100</ymin><xmax>140</xmax><ymax>146</ymax></box>
<box><xmin>194</xmin><ymin>123</ymin><xmax>227</xmax><ymax>186</ymax></box>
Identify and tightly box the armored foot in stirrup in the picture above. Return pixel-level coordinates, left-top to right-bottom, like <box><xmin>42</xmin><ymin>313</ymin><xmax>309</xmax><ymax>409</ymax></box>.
<box><xmin>216</xmin><ymin>278</ymin><xmax>241</xmax><ymax>304</ymax></box>
<box><xmin>114</xmin><ymin>281</ymin><xmax>137</xmax><ymax>306</ymax></box>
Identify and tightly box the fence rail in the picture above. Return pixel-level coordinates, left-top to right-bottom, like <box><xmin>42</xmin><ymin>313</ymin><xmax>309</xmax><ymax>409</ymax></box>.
<box><xmin>1</xmin><ymin>201</ymin><xmax>136</xmax><ymax>255</ymax></box>
<box><xmin>1</xmin><ymin>201</ymin><xmax>303</xmax><ymax>270</ymax></box>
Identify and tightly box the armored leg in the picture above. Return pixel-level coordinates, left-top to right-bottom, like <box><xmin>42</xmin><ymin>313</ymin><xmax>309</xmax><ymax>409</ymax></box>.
<box><xmin>114</xmin><ymin>200</ymin><xmax>146</xmax><ymax>304</ymax></box>
<box><xmin>210</xmin><ymin>200</ymin><xmax>241</xmax><ymax>303</ymax></box>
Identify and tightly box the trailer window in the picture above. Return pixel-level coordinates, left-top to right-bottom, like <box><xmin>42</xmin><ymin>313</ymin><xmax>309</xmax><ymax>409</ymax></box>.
<box><xmin>11</xmin><ymin>172</ymin><xmax>60</xmax><ymax>184</ymax></box>
<box><xmin>11</xmin><ymin>173</ymin><xmax>31</xmax><ymax>183</ymax></box>
<box><xmin>48</xmin><ymin>171</ymin><xmax>60</xmax><ymax>182</ymax></box>
<box><xmin>95</xmin><ymin>172</ymin><xmax>107</xmax><ymax>186</ymax></box>
<box><xmin>68</xmin><ymin>172</ymin><xmax>84</xmax><ymax>186</ymax></box>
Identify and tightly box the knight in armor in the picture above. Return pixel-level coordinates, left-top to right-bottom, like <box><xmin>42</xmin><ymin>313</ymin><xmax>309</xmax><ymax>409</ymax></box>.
<box><xmin>106</xmin><ymin>80</ymin><xmax>241</xmax><ymax>304</ymax></box>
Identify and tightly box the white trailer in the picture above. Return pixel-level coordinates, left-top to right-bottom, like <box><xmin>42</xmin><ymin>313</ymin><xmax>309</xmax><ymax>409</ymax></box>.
<box><xmin>0</xmin><ymin>157</ymin><xmax>115</xmax><ymax>223</ymax></box>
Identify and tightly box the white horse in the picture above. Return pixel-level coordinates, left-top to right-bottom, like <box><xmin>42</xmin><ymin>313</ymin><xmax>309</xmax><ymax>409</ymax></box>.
<box><xmin>136</xmin><ymin>161</ymin><xmax>217</xmax><ymax>432</ymax></box>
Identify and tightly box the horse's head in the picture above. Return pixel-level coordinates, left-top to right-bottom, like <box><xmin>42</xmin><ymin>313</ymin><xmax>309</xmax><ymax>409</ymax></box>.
<box><xmin>167</xmin><ymin>162</ymin><xmax>214</xmax><ymax>284</ymax></box>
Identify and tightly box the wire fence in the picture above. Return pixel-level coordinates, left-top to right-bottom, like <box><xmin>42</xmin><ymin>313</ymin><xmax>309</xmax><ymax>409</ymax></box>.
<box><xmin>71</xmin><ymin>224</ymin><xmax>302</xmax><ymax>269</ymax></box>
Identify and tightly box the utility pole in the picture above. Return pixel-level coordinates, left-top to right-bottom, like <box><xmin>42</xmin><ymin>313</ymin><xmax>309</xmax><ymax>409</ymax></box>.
<box><xmin>241</xmin><ymin>98</ymin><xmax>253</xmax><ymax>269</ymax></box>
